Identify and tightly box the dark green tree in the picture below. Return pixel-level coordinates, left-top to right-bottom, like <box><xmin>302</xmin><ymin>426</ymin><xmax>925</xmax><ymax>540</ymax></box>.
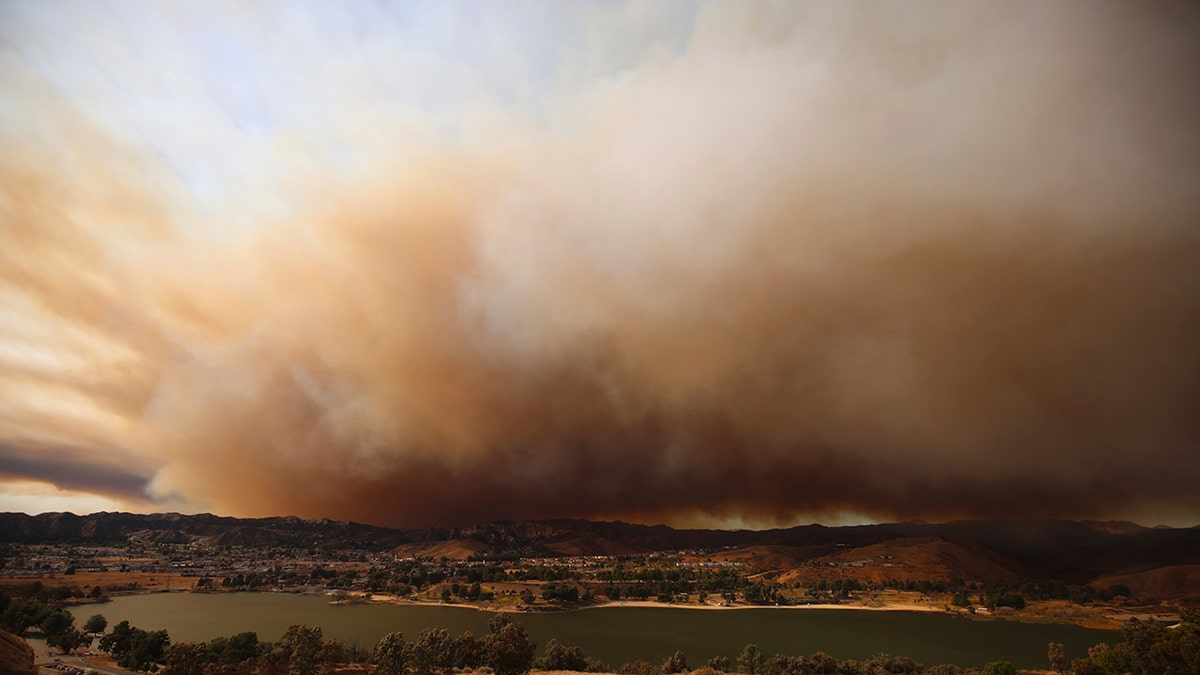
<box><xmin>485</xmin><ymin>614</ymin><xmax>537</xmax><ymax>675</ymax></box>
<box><xmin>215</xmin><ymin>631</ymin><xmax>261</xmax><ymax>663</ymax></box>
<box><xmin>807</xmin><ymin>651</ymin><xmax>838</xmax><ymax>675</ymax></box>
<box><xmin>83</xmin><ymin>614</ymin><xmax>108</xmax><ymax>634</ymax></box>
<box><xmin>99</xmin><ymin>620</ymin><xmax>136</xmax><ymax>658</ymax></box>
<box><xmin>46</xmin><ymin>628</ymin><xmax>88</xmax><ymax>653</ymax></box>
<box><xmin>279</xmin><ymin>624</ymin><xmax>324</xmax><ymax>675</ymax></box>
<box><xmin>982</xmin><ymin>662</ymin><xmax>1017</xmax><ymax>675</ymax></box>
<box><xmin>661</xmin><ymin>650</ymin><xmax>688</xmax><ymax>674</ymax></box>
<box><xmin>707</xmin><ymin>655</ymin><xmax>731</xmax><ymax>672</ymax></box>
<box><xmin>120</xmin><ymin>629</ymin><xmax>170</xmax><ymax>670</ymax></box>
<box><xmin>318</xmin><ymin>638</ymin><xmax>358</xmax><ymax>666</ymax></box>
<box><xmin>39</xmin><ymin>607</ymin><xmax>73</xmax><ymax>636</ymax></box>
<box><xmin>374</xmin><ymin>631</ymin><xmax>407</xmax><ymax>675</ymax></box>
<box><xmin>540</xmin><ymin>638</ymin><xmax>589</xmax><ymax>671</ymax></box>
<box><xmin>737</xmin><ymin>644</ymin><xmax>765</xmax><ymax>675</ymax></box>
<box><xmin>864</xmin><ymin>653</ymin><xmax>923</xmax><ymax>674</ymax></box>
<box><xmin>412</xmin><ymin>627</ymin><xmax>454</xmax><ymax>675</ymax></box>
<box><xmin>0</xmin><ymin>598</ymin><xmax>43</xmax><ymax>633</ymax></box>
<box><xmin>619</xmin><ymin>660</ymin><xmax>658</xmax><ymax>675</ymax></box>
<box><xmin>764</xmin><ymin>653</ymin><xmax>805</xmax><ymax>675</ymax></box>
<box><xmin>925</xmin><ymin>666</ymin><xmax>968</xmax><ymax>675</ymax></box>
<box><xmin>453</xmin><ymin>630</ymin><xmax>486</xmax><ymax>669</ymax></box>
<box><xmin>1047</xmin><ymin>642</ymin><xmax>1068</xmax><ymax>673</ymax></box>
<box><xmin>162</xmin><ymin>641</ymin><xmax>211</xmax><ymax>675</ymax></box>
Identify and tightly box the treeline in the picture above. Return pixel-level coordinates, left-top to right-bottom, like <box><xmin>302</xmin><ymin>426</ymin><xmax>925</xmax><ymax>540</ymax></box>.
<box><xmin>162</xmin><ymin>614</ymin><xmax>537</xmax><ymax>675</ymax></box>
<box><xmin>159</xmin><ymin>630</ymin><xmax>1017</xmax><ymax>675</ymax></box>
<box><xmin>232</xmin><ymin>561</ymin><xmax>585</xmax><ymax>596</ymax></box>
<box><xmin>1055</xmin><ymin>609</ymin><xmax>1199</xmax><ymax>675</ymax></box>
<box><xmin>156</xmin><ymin>609</ymin><xmax>1199</xmax><ymax>675</ymax></box>
<box><xmin>0</xmin><ymin>590</ymin><xmax>92</xmax><ymax>653</ymax></box>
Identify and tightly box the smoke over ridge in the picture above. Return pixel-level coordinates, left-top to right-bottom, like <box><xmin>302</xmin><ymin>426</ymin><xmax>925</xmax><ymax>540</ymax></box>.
<box><xmin>1</xmin><ymin>2</ymin><xmax>1198</xmax><ymax>527</ymax></box>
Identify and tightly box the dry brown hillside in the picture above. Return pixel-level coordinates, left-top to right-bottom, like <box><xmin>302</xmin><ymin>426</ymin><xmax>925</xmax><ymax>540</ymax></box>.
<box><xmin>773</xmin><ymin>536</ymin><xmax>1025</xmax><ymax>585</ymax></box>
<box><xmin>1090</xmin><ymin>564</ymin><xmax>1200</xmax><ymax>602</ymax></box>
<box><xmin>701</xmin><ymin>545</ymin><xmax>837</xmax><ymax>576</ymax></box>
<box><xmin>0</xmin><ymin>630</ymin><xmax>35</xmax><ymax>675</ymax></box>
<box><xmin>393</xmin><ymin>539</ymin><xmax>492</xmax><ymax>560</ymax></box>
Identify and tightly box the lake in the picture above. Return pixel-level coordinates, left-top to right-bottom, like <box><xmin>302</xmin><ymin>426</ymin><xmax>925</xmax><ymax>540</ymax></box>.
<box><xmin>69</xmin><ymin>593</ymin><xmax>1120</xmax><ymax>669</ymax></box>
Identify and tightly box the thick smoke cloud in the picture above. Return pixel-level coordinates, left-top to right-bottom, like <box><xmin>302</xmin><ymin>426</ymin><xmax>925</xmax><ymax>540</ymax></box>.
<box><xmin>1</xmin><ymin>2</ymin><xmax>1198</xmax><ymax>527</ymax></box>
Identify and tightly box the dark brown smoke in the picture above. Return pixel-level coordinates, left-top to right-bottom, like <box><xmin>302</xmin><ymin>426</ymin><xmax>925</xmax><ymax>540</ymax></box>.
<box><xmin>2</xmin><ymin>2</ymin><xmax>1199</xmax><ymax>527</ymax></box>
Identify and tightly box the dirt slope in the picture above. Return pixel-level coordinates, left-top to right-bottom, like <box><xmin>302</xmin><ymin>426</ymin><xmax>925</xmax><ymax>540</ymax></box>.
<box><xmin>0</xmin><ymin>630</ymin><xmax>35</xmax><ymax>675</ymax></box>
<box><xmin>775</xmin><ymin>536</ymin><xmax>1025</xmax><ymax>585</ymax></box>
<box><xmin>1090</xmin><ymin>564</ymin><xmax>1200</xmax><ymax>602</ymax></box>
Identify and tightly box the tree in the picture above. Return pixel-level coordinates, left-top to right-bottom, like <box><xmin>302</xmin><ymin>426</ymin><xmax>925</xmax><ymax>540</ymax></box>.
<box><xmin>540</xmin><ymin>638</ymin><xmax>588</xmax><ymax>671</ymax></box>
<box><xmin>83</xmin><ymin>614</ymin><xmax>108</xmax><ymax>634</ymax></box>
<box><xmin>0</xmin><ymin>598</ymin><xmax>43</xmax><ymax>633</ymax></box>
<box><xmin>764</xmin><ymin>654</ymin><xmax>806</xmax><ymax>675</ymax></box>
<box><xmin>485</xmin><ymin>614</ymin><xmax>536</xmax><ymax>675</ymax></box>
<box><xmin>707</xmin><ymin>655</ymin><xmax>731</xmax><ymax>672</ymax></box>
<box><xmin>99</xmin><ymin>620</ymin><xmax>136</xmax><ymax>658</ymax></box>
<box><xmin>412</xmin><ymin>627</ymin><xmax>454</xmax><ymax>675</ymax></box>
<box><xmin>661</xmin><ymin>650</ymin><xmax>688</xmax><ymax>674</ymax></box>
<box><xmin>216</xmin><ymin>631</ymin><xmax>261</xmax><ymax>663</ymax></box>
<box><xmin>737</xmin><ymin>644</ymin><xmax>765</xmax><ymax>675</ymax></box>
<box><xmin>318</xmin><ymin>638</ymin><xmax>357</xmax><ymax>666</ymax></box>
<box><xmin>374</xmin><ymin>631</ymin><xmax>407</xmax><ymax>675</ymax></box>
<box><xmin>619</xmin><ymin>660</ymin><xmax>657</xmax><ymax>675</ymax></box>
<box><xmin>120</xmin><ymin>629</ymin><xmax>170</xmax><ymax>670</ymax></box>
<box><xmin>1047</xmin><ymin>642</ymin><xmax>1067</xmax><ymax>673</ymax></box>
<box><xmin>981</xmin><ymin>662</ymin><xmax>1017</xmax><ymax>675</ymax></box>
<box><xmin>163</xmin><ymin>642</ymin><xmax>212</xmax><ymax>675</ymax></box>
<box><xmin>808</xmin><ymin>652</ymin><xmax>838</xmax><ymax>675</ymax></box>
<box><xmin>39</xmin><ymin>607</ymin><xmax>83</xmax><ymax>653</ymax></box>
<box><xmin>39</xmin><ymin>607</ymin><xmax>74</xmax><ymax>638</ymax></box>
<box><xmin>279</xmin><ymin>624</ymin><xmax>324</xmax><ymax>675</ymax></box>
<box><xmin>453</xmin><ymin>630</ymin><xmax>486</xmax><ymax>669</ymax></box>
<box><xmin>46</xmin><ymin>628</ymin><xmax>88</xmax><ymax>653</ymax></box>
<box><xmin>1088</xmin><ymin>642</ymin><xmax>1133</xmax><ymax>675</ymax></box>
<box><xmin>863</xmin><ymin>654</ymin><xmax>923</xmax><ymax>674</ymax></box>
<box><xmin>925</xmin><ymin>666</ymin><xmax>967</xmax><ymax>675</ymax></box>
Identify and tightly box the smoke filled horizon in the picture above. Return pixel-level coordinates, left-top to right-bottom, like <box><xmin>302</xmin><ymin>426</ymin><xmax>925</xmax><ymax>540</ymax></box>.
<box><xmin>1</xmin><ymin>2</ymin><xmax>1198</xmax><ymax>529</ymax></box>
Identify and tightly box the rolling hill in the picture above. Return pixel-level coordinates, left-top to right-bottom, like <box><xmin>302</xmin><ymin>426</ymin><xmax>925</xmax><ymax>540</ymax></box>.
<box><xmin>3</xmin><ymin>512</ymin><xmax>1199</xmax><ymax>593</ymax></box>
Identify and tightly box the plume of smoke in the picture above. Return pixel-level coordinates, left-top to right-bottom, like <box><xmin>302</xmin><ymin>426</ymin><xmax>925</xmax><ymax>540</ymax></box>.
<box><xmin>2</xmin><ymin>2</ymin><xmax>1198</xmax><ymax>526</ymax></box>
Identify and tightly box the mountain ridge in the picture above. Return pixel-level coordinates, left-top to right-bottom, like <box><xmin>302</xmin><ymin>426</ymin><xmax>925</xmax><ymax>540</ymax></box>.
<box><xmin>2</xmin><ymin>511</ymin><xmax>1198</xmax><ymax>586</ymax></box>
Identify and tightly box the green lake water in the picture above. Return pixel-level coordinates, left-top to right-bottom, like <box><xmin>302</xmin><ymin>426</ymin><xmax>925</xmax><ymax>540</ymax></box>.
<box><xmin>69</xmin><ymin>593</ymin><xmax>1120</xmax><ymax>669</ymax></box>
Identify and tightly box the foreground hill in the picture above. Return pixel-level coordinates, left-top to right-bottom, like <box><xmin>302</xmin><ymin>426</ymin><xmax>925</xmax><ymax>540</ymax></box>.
<box><xmin>3</xmin><ymin>512</ymin><xmax>1199</xmax><ymax>591</ymax></box>
<box><xmin>0</xmin><ymin>630</ymin><xmax>35</xmax><ymax>675</ymax></box>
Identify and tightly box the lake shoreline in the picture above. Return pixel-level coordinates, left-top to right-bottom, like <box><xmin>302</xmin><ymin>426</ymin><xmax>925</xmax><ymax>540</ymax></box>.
<box><xmin>101</xmin><ymin>587</ymin><xmax>1133</xmax><ymax>630</ymax></box>
<box><xmin>350</xmin><ymin>594</ymin><xmax>943</xmax><ymax>615</ymax></box>
<box><xmin>69</xmin><ymin>591</ymin><xmax>1122</xmax><ymax>670</ymax></box>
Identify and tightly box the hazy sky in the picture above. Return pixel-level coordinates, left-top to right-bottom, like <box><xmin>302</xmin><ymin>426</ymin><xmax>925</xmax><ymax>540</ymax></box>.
<box><xmin>1</xmin><ymin>1</ymin><xmax>1198</xmax><ymax>529</ymax></box>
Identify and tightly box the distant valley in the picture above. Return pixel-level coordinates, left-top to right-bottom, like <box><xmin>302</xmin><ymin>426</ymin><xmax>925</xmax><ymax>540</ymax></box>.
<box><xmin>3</xmin><ymin>512</ymin><xmax>1199</xmax><ymax>605</ymax></box>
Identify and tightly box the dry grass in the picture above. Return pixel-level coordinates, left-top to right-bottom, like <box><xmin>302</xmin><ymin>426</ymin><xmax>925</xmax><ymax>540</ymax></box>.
<box><xmin>0</xmin><ymin>570</ymin><xmax>199</xmax><ymax>593</ymax></box>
